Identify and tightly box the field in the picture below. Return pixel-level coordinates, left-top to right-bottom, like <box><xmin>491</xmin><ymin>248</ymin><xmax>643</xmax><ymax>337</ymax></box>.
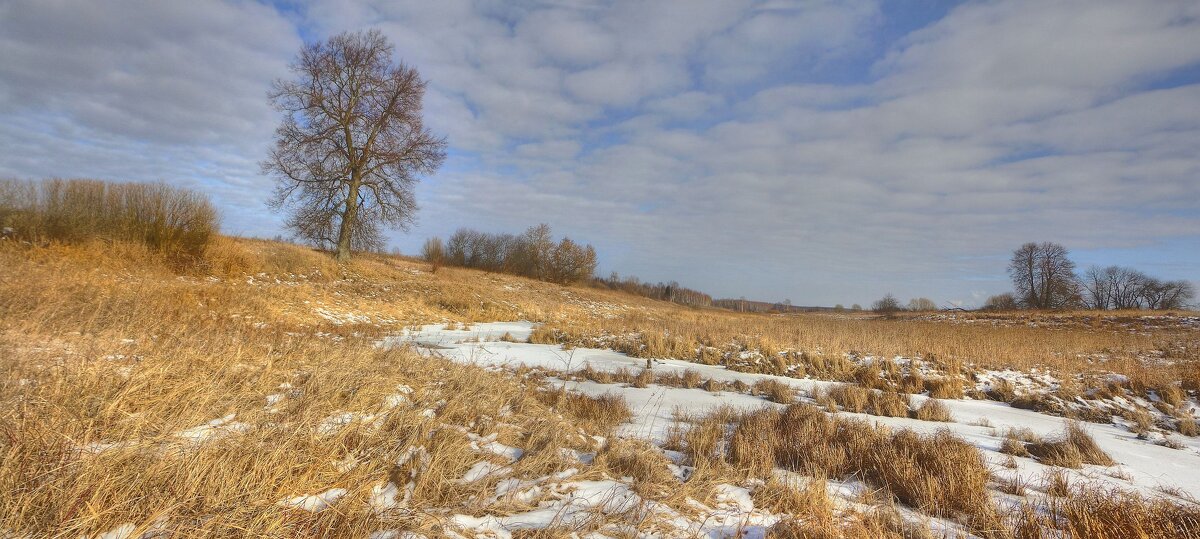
<box><xmin>2</xmin><ymin>237</ymin><xmax>1198</xmax><ymax>538</ymax></box>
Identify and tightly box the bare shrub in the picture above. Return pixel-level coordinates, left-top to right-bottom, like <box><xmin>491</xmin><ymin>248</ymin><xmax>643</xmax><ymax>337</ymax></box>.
<box><xmin>0</xmin><ymin>178</ymin><xmax>217</xmax><ymax>261</ymax></box>
<box><xmin>421</xmin><ymin>236</ymin><xmax>445</xmax><ymax>272</ymax></box>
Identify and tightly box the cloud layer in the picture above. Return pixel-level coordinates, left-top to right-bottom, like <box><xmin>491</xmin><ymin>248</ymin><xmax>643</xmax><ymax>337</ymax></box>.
<box><xmin>2</xmin><ymin>0</ymin><xmax>1198</xmax><ymax>306</ymax></box>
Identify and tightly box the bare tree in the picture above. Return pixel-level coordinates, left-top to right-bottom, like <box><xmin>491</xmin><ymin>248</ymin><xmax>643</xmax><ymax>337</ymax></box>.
<box><xmin>263</xmin><ymin>30</ymin><xmax>446</xmax><ymax>262</ymax></box>
<box><xmin>907</xmin><ymin>297</ymin><xmax>937</xmax><ymax>311</ymax></box>
<box><xmin>1008</xmin><ymin>242</ymin><xmax>1080</xmax><ymax>309</ymax></box>
<box><xmin>983</xmin><ymin>292</ymin><xmax>1018</xmax><ymax>311</ymax></box>
<box><xmin>873</xmin><ymin>293</ymin><xmax>902</xmax><ymax>315</ymax></box>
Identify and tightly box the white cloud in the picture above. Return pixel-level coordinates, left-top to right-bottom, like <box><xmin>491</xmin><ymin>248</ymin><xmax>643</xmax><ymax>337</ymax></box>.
<box><xmin>1</xmin><ymin>0</ymin><xmax>1197</xmax><ymax>306</ymax></box>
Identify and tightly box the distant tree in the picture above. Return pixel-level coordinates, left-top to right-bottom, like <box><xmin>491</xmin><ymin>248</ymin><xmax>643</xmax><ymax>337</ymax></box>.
<box><xmin>1140</xmin><ymin>279</ymin><xmax>1195</xmax><ymax>310</ymax></box>
<box><xmin>834</xmin><ymin>304</ymin><xmax>845</xmax><ymax>312</ymax></box>
<box><xmin>263</xmin><ymin>30</ymin><xmax>446</xmax><ymax>262</ymax></box>
<box><xmin>851</xmin><ymin>304</ymin><xmax>862</xmax><ymax>311</ymax></box>
<box><xmin>873</xmin><ymin>294</ymin><xmax>902</xmax><ymax>315</ymax></box>
<box><xmin>982</xmin><ymin>292</ymin><xmax>1018</xmax><ymax>311</ymax></box>
<box><xmin>907</xmin><ymin>297</ymin><xmax>937</xmax><ymax>311</ymax></box>
<box><xmin>1008</xmin><ymin>242</ymin><xmax>1080</xmax><ymax>309</ymax></box>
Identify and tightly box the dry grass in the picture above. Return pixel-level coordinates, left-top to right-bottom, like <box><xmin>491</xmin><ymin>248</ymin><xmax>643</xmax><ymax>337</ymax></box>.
<box><xmin>4</xmin><ymin>236</ymin><xmax>1196</xmax><ymax>537</ymax></box>
<box><xmin>0</xmin><ymin>238</ymin><xmax>650</xmax><ymax>536</ymax></box>
<box><xmin>1025</xmin><ymin>421</ymin><xmax>1115</xmax><ymax>468</ymax></box>
<box><xmin>1179</xmin><ymin>417</ymin><xmax>1198</xmax><ymax>437</ymax></box>
<box><xmin>753</xmin><ymin>379</ymin><xmax>799</xmax><ymax>404</ymax></box>
<box><xmin>721</xmin><ymin>405</ymin><xmax>1000</xmax><ymax>530</ymax></box>
<box><xmin>914</xmin><ymin>398</ymin><xmax>953</xmax><ymax>422</ymax></box>
<box><xmin>535</xmin><ymin>304</ymin><xmax>1199</xmax><ymax>388</ymax></box>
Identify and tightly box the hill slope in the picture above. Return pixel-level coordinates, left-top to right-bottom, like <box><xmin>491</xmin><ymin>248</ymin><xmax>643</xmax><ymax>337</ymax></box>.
<box><xmin>2</xmin><ymin>237</ymin><xmax>1198</xmax><ymax>538</ymax></box>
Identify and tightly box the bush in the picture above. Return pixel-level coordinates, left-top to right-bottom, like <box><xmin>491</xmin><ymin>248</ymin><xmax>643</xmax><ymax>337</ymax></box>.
<box><xmin>0</xmin><ymin>178</ymin><xmax>216</xmax><ymax>260</ymax></box>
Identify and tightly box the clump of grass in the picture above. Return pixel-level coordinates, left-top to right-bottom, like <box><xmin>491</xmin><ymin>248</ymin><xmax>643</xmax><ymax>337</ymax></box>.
<box><xmin>994</xmin><ymin>474</ymin><xmax>1028</xmax><ymax>496</ymax></box>
<box><xmin>753</xmin><ymin>379</ymin><xmax>798</xmax><ymax>404</ymax></box>
<box><xmin>726</xmin><ymin>404</ymin><xmax>999</xmax><ymax>529</ymax></box>
<box><xmin>1178</xmin><ymin>417</ymin><xmax>1198</xmax><ymax>437</ymax></box>
<box><xmin>1026</xmin><ymin>421</ymin><xmax>1115</xmax><ymax>468</ymax></box>
<box><xmin>1043</xmin><ymin>469</ymin><xmax>1072</xmax><ymax>497</ymax></box>
<box><xmin>826</xmin><ymin>384</ymin><xmax>870</xmax><ymax>413</ymax></box>
<box><xmin>866</xmin><ymin>389</ymin><xmax>910</xmax><ymax>417</ymax></box>
<box><xmin>986</xmin><ymin>378</ymin><xmax>1017</xmax><ymax>402</ymax></box>
<box><xmin>999</xmin><ymin>428</ymin><xmax>1038</xmax><ymax>458</ymax></box>
<box><xmin>913</xmin><ymin>398</ymin><xmax>952</xmax><ymax>422</ymax></box>
<box><xmin>596</xmin><ymin>439</ymin><xmax>676</xmax><ymax>496</ymax></box>
<box><xmin>925</xmin><ymin>376</ymin><xmax>964</xmax><ymax>399</ymax></box>
<box><xmin>632</xmin><ymin>368</ymin><xmax>653</xmax><ymax>388</ymax></box>
<box><xmin>538</xmin><ymin>390</ymin><xmax>631</xmax><ymax>432</ymax></box>
<box><xmin>1121</xmin><ymin>407</ymin><xmax>1154</xmax><ymax>436</ymax></box>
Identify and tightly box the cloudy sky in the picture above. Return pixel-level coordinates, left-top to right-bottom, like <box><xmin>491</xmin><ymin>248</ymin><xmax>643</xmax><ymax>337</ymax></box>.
<box><xmin>2</xmin><ymin>0</ymin><xmax>1198</xmax><ymax>307</ymax></box>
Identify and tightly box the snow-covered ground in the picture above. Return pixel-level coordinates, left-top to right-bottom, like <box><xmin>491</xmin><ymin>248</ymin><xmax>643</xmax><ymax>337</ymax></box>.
<box><xmin>387</xmin><ymin>322</ymin><xmax>1200</xmax><ymax>502</ymax></box>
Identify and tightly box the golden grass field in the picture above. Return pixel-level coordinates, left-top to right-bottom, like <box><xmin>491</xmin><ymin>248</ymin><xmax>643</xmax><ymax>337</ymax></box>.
<box><xmin>2</xmin><ymin>236</ymin><xmax>1198</xmax><ymax>537</ymax></box>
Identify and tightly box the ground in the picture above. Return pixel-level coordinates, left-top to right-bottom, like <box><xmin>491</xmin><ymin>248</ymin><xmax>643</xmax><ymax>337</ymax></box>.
<box><xmin>1</xmin><ymin>237</ymin><xmax>1197</xmax><ymax>538</ymax></box>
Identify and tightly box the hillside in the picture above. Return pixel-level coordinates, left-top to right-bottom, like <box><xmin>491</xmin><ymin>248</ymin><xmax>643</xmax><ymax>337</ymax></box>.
<box><xmin>2</xmin><ymin>237</ymin><xmax>1199</xmax><ymax>538</ymax></box>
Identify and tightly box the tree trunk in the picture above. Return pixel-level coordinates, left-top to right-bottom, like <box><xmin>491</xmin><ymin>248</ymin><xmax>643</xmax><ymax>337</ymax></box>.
<box><xmin>335</xmin><ymin>170</ymin><xmax>361</xmax><ymax>263</ymax></box>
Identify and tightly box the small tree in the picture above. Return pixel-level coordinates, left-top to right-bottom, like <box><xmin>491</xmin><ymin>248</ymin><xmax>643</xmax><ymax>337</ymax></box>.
<box><xmin>873</xmin><ymin>294</ymin><xmax>902</xmax><ymax>315</ymax></box>
<box><xmin>264</xmin><ymin>30</ymin><xmax>446</xmax><ymax>262</ymax></box>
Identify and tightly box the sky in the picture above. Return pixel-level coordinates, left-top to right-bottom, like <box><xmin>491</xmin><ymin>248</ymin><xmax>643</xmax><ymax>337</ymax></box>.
<box><xmin>1</xmin><ymin>0</ymin><xmax>1198</xmax><ymax>308</ymax></box>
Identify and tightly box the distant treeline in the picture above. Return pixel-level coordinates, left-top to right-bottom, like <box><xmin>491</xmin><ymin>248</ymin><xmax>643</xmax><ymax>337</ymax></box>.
<box><xmin>420</xmin><ymin>224</ymin><xmax>715</xmax><ymax>307</ymax></box>
<box><xmin>594</xmin><ymin>273</ymin><xmax>713</xmax><ymax>307</ymax></box>
<box><xmin>422</xmin><ymin>224</ymin><xmax>597</xmax><ymax>284</ymax></box>
<box><xmin>713</xmin><ymin>299</ymin><xmax>841</xmax><ymax>313</ymax></box>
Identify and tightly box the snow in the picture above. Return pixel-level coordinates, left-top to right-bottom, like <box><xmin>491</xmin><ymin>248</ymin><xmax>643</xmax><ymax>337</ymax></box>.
<box><xmin>277</xmin><ymin>488</ymin><xmax>347</xmax><ymax>512</ymax></box>
<box><xmin>468</xmin><ymin>432</ymin><xmax>525</xmax><ymax>462</ymax></box>
<box><xmin>91</xmin><ymin>523</ymin><xmax>135</xmax><ymax>539</ymax></box>
<box><xmin>460</xmin><ymin>461</ymin><xmax>512</xmax><ymax>483</ymax></box>
<box><xmin>388</xmin><ymin>321</ymin><xmax>1200</xmax><ymax>499</ymax></box>
<box><xmin>175</xmin><ymin>414</ymin><xmax>249</xmax><ymax>443</ymax></box>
